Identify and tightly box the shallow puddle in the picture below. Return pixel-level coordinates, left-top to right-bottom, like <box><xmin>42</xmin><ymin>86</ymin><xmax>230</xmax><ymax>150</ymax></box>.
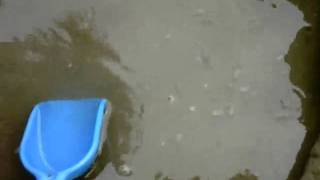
<box><xmin>0</xmin><ymin>0</ymin><xmax>319</xmax><ymax>180</ymax></box>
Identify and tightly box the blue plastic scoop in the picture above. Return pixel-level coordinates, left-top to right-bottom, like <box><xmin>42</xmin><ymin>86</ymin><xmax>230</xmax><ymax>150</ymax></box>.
<box><xmin>19</xmin><ymin>98</ymin><xmax>111</xmax><ymax>180</ymax></box>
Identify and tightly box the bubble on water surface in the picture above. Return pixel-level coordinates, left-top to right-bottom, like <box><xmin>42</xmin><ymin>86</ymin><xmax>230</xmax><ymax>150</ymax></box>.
<box><xmin>67</xmin><ymin>63</ymin><xmax>73</xmax><ymax>68</ymax></box>
<box><xmin>227</xmin><ymin>106</ymin><xmax>235</xmax><ymax>116</ymax></box>
<box><xmin>277</xmin><ymin>54</ymin><xmax>284</xmax><ymax>61</ymax></box>
<box><xmin>233</xmin><ymin>69</ymin><xmax>242</xmax><ymax>79</ymax></box>
<box><xmin>118</xmin><ymin>164</ymin><xmax>133</xmax><ymax>176</ymax></box>
<box><xmin>176</xmin><ymin>133</ymin><xmax>183</xmax><ymax>142</ymax></box>
<box><xmin>189</xmin><ymin>106</ymin><xmax>197</xmax><ymax>112</ymax></box>
<box><xmin>212</xmin><ymin>109</ymin><xmax>224</xmax><ymax>117</ymax></box>
<box><xmin>164</xmin><ymin>33</ymin><xmax>172</xmax><ymax>40</ymax></box>
<box><xmin>239</xmin><ymin>86</ymin><xmax>250</xmax><ymax>93</ymax></box>
<box><xmin>160</xmin><ymin>141</ymin><xmax>166</xmax><ymax>147</ymax></box>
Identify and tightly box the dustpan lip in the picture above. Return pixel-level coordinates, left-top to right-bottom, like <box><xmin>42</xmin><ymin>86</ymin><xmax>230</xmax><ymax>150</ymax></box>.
<box><xmin>19</xmin><ymin>98</ymin><xmax>109</xmax><ymax>179</ymax></box>
<box><xmin>19</xmin><ymin>106</ymin><xmax>48</xmax><ymax>179</ymax></box>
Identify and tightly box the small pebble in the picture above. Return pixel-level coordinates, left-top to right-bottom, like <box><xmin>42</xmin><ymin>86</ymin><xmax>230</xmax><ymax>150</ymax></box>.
<box><xmin>168</xmin><ymin>95</ymin><xmax>176</xmax><ymax>104</ymax></box>
<box><xmin>160</xmin><ymin>141</ymin><xmax>166</xmax><ymax>147</ymax></box>
<box><xmin>203</xmin><ymin>83</ymin><xmax>209</xmax><ymax>88</ymax></box>
<box><xmin>189</xmin><ymin>106</ymin><xmax>197</xmax><ymax>112</ymax></box>
<box><xmin>271</xmin><ymin>3</ymin><xmax>277</xmax><ymax>8</ymax></box>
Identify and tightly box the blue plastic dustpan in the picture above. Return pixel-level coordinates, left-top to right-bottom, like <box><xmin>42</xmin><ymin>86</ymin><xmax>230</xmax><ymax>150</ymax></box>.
<box><xmin>19</xmin><ymin>98</ymin><xmax>111</xmax><ymax>180</ymax></box>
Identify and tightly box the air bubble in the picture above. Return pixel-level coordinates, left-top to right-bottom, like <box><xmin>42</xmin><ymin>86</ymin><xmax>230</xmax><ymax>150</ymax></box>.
<box><xmin>212</xmin><ymin>109</ymin><xmax>224</xmax><ymax>116</ymax></box>
<box><xmin>276</xmin><ymin>55</ymin><xmax>284</xmax><ymax>61</ymax></box>
<box><xmin>176</xmin><ymin>133</ymin><xmax>183</xmax><ymax>141</ymax></box>
<box><xmin>67</xmin><ymin>63</ymin><xmax>73</xmax><ymax>68</ymax></box>
<box><xmin>239</xmin><ymin>86</ymin><xmax>250</xmax><ymax>93</ymax></box>
<box><xmin>233</xmin><ymin>69</ymin><xmax>241</xmax><ymax>79</ymax></box>
<box><xmin>164</xmin><ymin>33</ymin><xmax>172</xmax><ymax>39</ymax></box>
<box><xmin>189</xmin><ymin>106</ymin><xmax>197</xmax><ymax>112</ymax></box>
<box><xmin>118</xmin><ymin>164</ymin><xmax>133</xmax><ymax>176</ymax></box>
<box><xmin>227</xmin><ymin>106</ymin><xmax>235</xmax><ymax>116</ymax></box>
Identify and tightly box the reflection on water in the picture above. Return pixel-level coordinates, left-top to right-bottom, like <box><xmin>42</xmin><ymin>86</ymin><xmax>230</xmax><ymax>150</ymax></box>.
<box><xmin>0</xmin><ymin>11</ymin><xmax>134</xmax><ymax>179</ymax></box>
